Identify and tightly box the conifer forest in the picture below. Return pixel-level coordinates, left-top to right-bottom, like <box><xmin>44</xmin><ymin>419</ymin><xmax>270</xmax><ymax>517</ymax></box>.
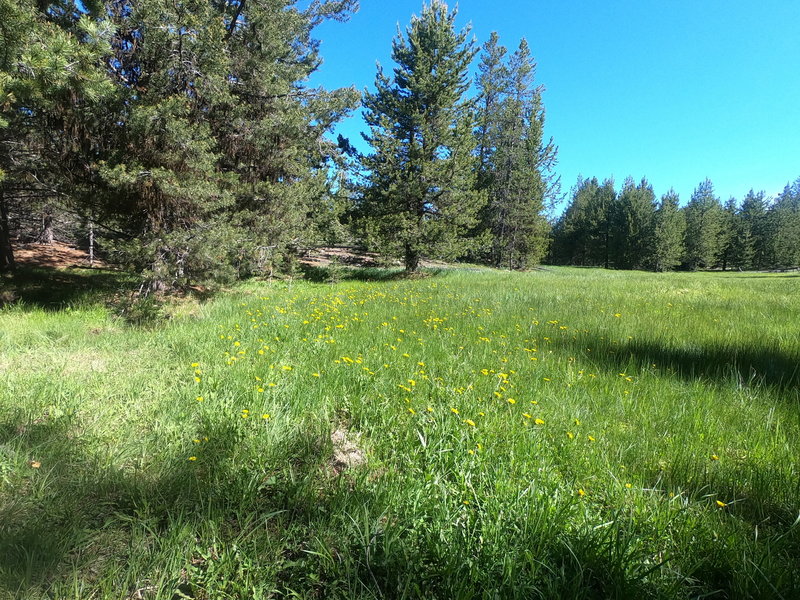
<box><xmin>2</xmin><ymin>0</ymin><xmax>797</xmax><ymax>285</ymax></box>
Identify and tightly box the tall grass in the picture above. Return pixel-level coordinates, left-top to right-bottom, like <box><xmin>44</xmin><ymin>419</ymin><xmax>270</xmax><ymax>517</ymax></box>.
<box><xmin>1</xmin><ymin>267</ymin><xmax>798</xmax><ymax>598</ymax></box>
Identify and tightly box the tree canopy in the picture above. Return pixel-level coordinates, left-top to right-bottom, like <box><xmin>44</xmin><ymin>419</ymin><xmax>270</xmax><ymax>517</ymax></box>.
<box><xmin>1</xmin><ymin>0</ymin><xmax>798</xmax><ymax>281</ymax></box>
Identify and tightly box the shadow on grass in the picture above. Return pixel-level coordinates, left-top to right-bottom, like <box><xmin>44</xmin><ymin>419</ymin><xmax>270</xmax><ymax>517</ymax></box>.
<box><xmin>0</xmin><ymin>410</ymin><xmax>368</xmax><ymax>598</ymax></box>
<box><xmin>1</xmin><ymin>266</ymin><xmax>135</xmax><ymax>311</ymax></box>
<box><xmin>720</xmin><ymin>274</ymin><xmax>800</xmax><ymax>279</ymax></box>
<box><xmin>300</xmin><ymin>264</ymin><xmax>445</xmax><ymax>283</ymax></box>
<box><xmin>552</xmin><ymin>332</ymin><xmax>800</xmax><ymax>393</ymax></box>
<box><xmin>3</xmin><ymin>407</ymin><xmax>796</xmax><ymax>598</ymax></box>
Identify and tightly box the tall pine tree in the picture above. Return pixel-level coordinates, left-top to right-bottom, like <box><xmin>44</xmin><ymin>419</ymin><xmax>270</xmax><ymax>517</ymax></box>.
<box><xmin>768</xmin><ymin>179</ymin><xmax>800</xmax><ymax>268</ymax></box>
<box><xmin>736</xmin><ymin>189</ymin><xmax>769</xmax><ymax>269</ymax></box>
<box><xmin>649</xmin><ymin>189</ymin><xmax>685</xmax><ymax>271</ymax></box>
<box><xmin>684</xmin><ymin>179</ymin><xmax>723</xmax><ymax>270</ymax></box>
<box><xmin>96</xmin><ymin>0</ymin><xmax>359</xmax><ymax>289</ymax></box>
<box><xmin>474</xmin><ymin>35</ymin><xmax>558</xmax><ymax>269</ymax></box>
<box><xmin>551</xmin><ymin>176</ymin><xmax>614</xmax><ymax>267</ymax></box>
<box><xmin>359</xmin><ymin>1</ymin><xmax>483</xmax><ymax>273</ymax></box>
<box><xmin>0</xmin><ymin>0</ymin><xmax>113</xmax><ymax>272</ymax></box>
<box><xmin>718</xmin><ymin>196</ymin><xmax>739</xmax><ymax>271</ymax></box>
<box><xmin>612</xmin><ymin>176</ymin><xmax>656</xmax><ymax>270</ymax></box>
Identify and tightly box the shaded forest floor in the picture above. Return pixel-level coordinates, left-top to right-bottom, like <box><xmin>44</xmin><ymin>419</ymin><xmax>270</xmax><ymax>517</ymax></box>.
<box><xmin>12</xmin><ymin>242</ymin><xmax>107</xmax><ymax>270</ymax></box>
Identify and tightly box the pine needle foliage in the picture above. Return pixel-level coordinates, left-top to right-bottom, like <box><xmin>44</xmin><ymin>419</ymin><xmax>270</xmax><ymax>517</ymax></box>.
<box><xmin>684</xmin><ymin>179</ymin><xmax>724</xmax><ymax>270</ymax></box>
<box><xmin>0</xmin><ymin>0</ymin><xmax>360</xmax><ymax>287</ymax></box>
<box><xmin>474</xmin><ymin>34</ymin><xmax>558</xmax><ymax>269</ymax></box>
<box><xmin>359</xmin><ymin>1</ymin><xmax>484</xmax><ymax>273</ymax></box>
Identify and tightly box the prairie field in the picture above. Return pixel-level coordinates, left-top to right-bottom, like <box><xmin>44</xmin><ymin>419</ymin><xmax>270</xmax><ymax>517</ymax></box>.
<box><xmin>1</xmin><ymin>267</ymin><xmax>799</xmax><ymax>599</ymax></box>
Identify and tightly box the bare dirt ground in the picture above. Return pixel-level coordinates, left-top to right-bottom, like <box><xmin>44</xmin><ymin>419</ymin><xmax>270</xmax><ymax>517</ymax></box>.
<box><xmin>300</xmin><ymin>246</ymin><xmax>388</xmax><ymax>268</ymax></box>
<box><xmin>300</xmin><ymin>246</ymin><xmax>449</xmax><ymax>269</ymax></box>
<box><xmin>13</xmin><ymin>242</ymin><xmax>106</xmax><ymax>269</ymax></box>
<box><xmin>11</xmin><ymin>242</ymin><xmax>452</xmax><ymax>273</ymax></box>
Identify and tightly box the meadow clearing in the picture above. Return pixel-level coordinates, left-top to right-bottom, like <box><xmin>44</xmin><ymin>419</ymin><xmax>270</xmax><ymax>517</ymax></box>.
<box><xmin>0</xmin><ymin>266</ymin><xmax>798</xmax><ymax>599</ymax></box>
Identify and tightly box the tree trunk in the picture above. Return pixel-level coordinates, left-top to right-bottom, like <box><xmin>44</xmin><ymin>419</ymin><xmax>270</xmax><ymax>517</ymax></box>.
<box><xmin>404</xmin><ymin>244</ymin><xmax>419</xmax><ymax>273</ymax></box>
<box><xmin>146</xmin><ymin>245</ymin><xmax>170</xmax><ymax>294</ymax></box>
<box><xmin>38</xmin><ymin>207</ymin><xmax>54</xmax><ymax>244</ymax></box>
<box><xmin>0</xmin><ymin>189</ymin><xmax>15</xmax><ymax>272</ymax></box>
<box><xmin>88</xmin><ymin>220</ymin><xmax>94</xmax><ymax>267</ymax></box>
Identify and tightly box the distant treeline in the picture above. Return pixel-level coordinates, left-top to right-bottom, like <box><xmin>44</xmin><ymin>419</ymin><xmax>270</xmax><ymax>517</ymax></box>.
<box><xmin>550</xmin><ymin>177</ymin><xmax>800</xmax><ymax>271</ymax></box>
<box><xmin>1</xmin><ymin>1</ymin><xmax>797</xmax><ymax>289</ymax></box>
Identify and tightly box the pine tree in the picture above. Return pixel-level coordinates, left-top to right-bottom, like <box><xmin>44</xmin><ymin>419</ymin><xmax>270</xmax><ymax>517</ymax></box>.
<box><xmin>1</xmin><ymin>0</ymin><xmax>359</xmax><ymax>285</ymax></box>
<box><xmin>474</xmin><ymin>35</ymin><xmax>558</xmax><ymax>269</ymax></box>
<box><xmin>649</xmin><ymin>189</ymin><xmax>685</xmax><ymax>271</ymax></box>
<box><xmin>737</xmin><ymin>189</ymin><xmax>769</xmax><ymax>269</ymax></box>
<box><xmin>0</xmin><ymin>0</ymin><xmax>113</xmax><ymax>272</ymax></box>
<box><xmin>475</xmin><ymin>33</ymin><xmax>508</xmax><ymax>191</ymax></box>
<box><xmin>718</xmin><ymin>197</ymin><xmax>739</xmax><ymax>271</ymax></box>
<box><xmin>95</xmin><ymin>0</ymin><xmax>358</xmax><ymax>289</ymax></box>
<box><xmin>612</xmin><ymin>176</ymin><xmax>656</xmax><ymax>269</ymax></box>
<box><xmin>359</xmin><ymin>1</ymin><xmax>483</xmax><ymax>273</ymax></box>
<box><xmin>550</xmin><ymin>176</ymin><xmax>614</xmax><ymax>267</ymax></box>
<box><xmin>586</xmin><ymin>178</ymin><xmax>616</xmax><ymax>268</ymax></box>
<box><xmin>768</xmin><ymin>180</ymin><xmax>800</xmax><ymax>268</ymax></box>
<box><xmin>684</xmin><ymin>179</ymin><xmax>723</xmax><ymax>270</ymax></box>
<box><xmin>550</xmin><ymin>177</ymin><xmax>597</xmax><ymax>265</ymax></box>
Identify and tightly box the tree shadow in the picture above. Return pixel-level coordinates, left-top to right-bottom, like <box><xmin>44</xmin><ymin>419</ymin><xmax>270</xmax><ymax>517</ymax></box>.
<box><xmin>719</xmin><ymin>274</ymin><xmax>800</xmax><ymax>279</ymax></box>
<box><xmin>554</xmin><ymin>333</ymin><xmax>799</xmax><ymax>393</ymax></box>
<box><xmin>299</xmin><ymin>263</ymin><xmax>444</xmax><ymax>283</ymax></box>
<box><xmin>1</xmin><ymin>266</ymin><xmax>134</xmax><ymax>310</ymax></box>
<box><xmin>0</xmin><ymin>409</ymin><xmax>367</xmax><ymax>598</ymax></box>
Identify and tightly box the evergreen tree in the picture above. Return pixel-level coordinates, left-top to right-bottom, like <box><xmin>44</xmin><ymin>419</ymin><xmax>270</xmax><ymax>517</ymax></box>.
<box><xmin>474</xmin><ymin>35</ymin><xmax>558</xmax><ymax>269</ymax></box>
<box><xmin>475</xmin><ymin>32</ymin><xmax>508</xmax><ymax>191</ymax></box>
<box><xmin>737</xmin><ymin>190</ymin><xmax>769</xmax><ymax>269</ymax></box>
<box><xmin>359</xmin><ymin>1</ymin><xmax>483</xmax><ymax>272</ymax></box>
<box><xmin>612</xmin><ymin>176</ymin><xmax>656</xmax><ymax>269</ymax></box>
<box><xmin>586</xmin><ymin>178</ymin><xmax>616</xmax><ymax>268</ymax></box>
<box><xmin>95</xmin><ymin>0</ymin><xmax>358</xmax><ymax>289</ymax></box>
<box><xmin>0</xmin><ymin>0</ymin><xmax>113</xmax><ymax>272</ymax></box>
<box><xmin>768</xmin><ymin>179</ymin><xmax>800</xmax><ymax>268</ymax></box>
<box><xmin>550</xmin><ymin>177</ymin><xmax>596</xmax><ymax>265</ymax></box>
<box><xmin>718</xmin><ymin>196</ymin><xmax>739</xmax><ymax>271</ymax></box>
<box><xmin>684</xmin><ymin>179</ymin><xmax>723</xmax><ymax>270</ymax></box>
<box><xmin>550</xmin><ymin>176</ymin><xmax>614</xmax><ymax>267</ymax></box>
<box><xmin>1</xmin><ymin>0</ymin><xmax>358</xmax><ymax>287</ymax></box>
<box><xmin>649</xmin><ymin>189</ymin><xmax>685</xmax><ymax>271</ymax></box>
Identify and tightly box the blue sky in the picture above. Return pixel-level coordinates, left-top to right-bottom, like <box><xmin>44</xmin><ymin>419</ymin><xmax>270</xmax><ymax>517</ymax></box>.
<box><xmin>307</xmin><ymin>0</ymin><xmax>800</xmax><ymax>210</ymax></box>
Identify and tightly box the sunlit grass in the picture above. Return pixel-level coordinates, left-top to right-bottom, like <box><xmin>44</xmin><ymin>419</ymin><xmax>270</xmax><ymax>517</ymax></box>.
<box><xmin>1</xmin><ymin>267</ymin><xmax>798</xmax><ymax>598</ymax></box>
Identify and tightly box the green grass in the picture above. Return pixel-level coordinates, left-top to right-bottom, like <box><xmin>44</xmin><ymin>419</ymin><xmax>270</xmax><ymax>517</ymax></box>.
<box><xmin>1</xmin><ymin>266</ymin><xmax>799</xmax><ymax>599</ymax></box>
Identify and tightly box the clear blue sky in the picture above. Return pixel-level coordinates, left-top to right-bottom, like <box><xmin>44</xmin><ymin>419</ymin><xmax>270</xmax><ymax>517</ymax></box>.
<box><xmin>308</xmin><ymin>0</ymin><xmax>800</xmax><ymax>211</ymax></box>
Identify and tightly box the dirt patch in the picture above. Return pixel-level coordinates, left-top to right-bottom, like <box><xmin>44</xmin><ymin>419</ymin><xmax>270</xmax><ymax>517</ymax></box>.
<box><xmin>13</xmin><ymin>242</ymin><xmax>107</xmax><ymax>269</ymax></box>
<box><xmin>301</xmin><ymin>246</ymin><xmax>450</xmax><ymax>270</ymax></box>
<box><xmin>330</xmin><ymin>425</ymin><xmax>366</xmax><ymax>473</ymax></box>
<box><xmin>301</xmin><ymin>246</ymin><xmax>388</xmax><ymax>269</ymax></box>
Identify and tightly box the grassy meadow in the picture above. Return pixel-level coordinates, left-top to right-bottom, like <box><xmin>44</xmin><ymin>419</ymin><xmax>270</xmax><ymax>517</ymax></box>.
<box><xmin>1</xmin><ymin>266</ymin><xmax>799</xmax><ymax>599</ymax></box>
